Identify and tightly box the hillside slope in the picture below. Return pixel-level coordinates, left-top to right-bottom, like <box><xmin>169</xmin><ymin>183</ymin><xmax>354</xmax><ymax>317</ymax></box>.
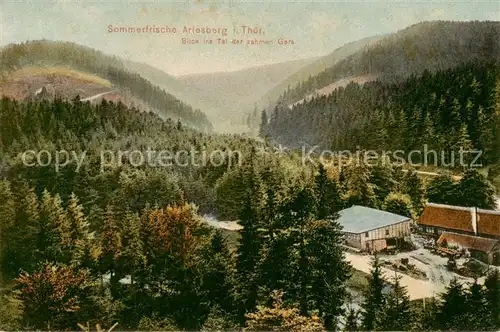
<box><xmin>257</xmin><ymin>35</ymin><xmax>383</xmax><ymax>109</ymax></box>
<box><xmin>177</xmin><ymin>58</ymin><xmax>317</xmax><ymax>130</ymax></box>
<box><xmin>0</xmin><ymin>40</ymin><xmax>212</xmax><ymax>131</ymax></box>
<box><xmin>276</xmin><ymin>21</ymin><xmax>500</xmax><ymax>107</ymax></box>
<box><xmin>264</xmin><ymin>62</ymin><xmax>500</xmax><ymax>166</ymax></box>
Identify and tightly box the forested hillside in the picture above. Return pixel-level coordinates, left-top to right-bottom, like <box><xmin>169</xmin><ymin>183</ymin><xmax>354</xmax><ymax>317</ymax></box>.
<box><xmin>0</xmin><ymin>40</ymin><xmax>212</xmax><ymax>130</ymax></box>
<box><xmin>264</xmin><ymin>62</ymin><xmax>500</xmax><ymax>166</ymax></box>
<box><xmin>177</xmin><ymin>57</ymin><xmax>317</xmax><ymax>131</ymax></box>
<box><xmin>257</xmin><ymin>35</ymin><xmax>383</xmax><ymax>109</ymax></box>
<box><xmin>0</xmin><ymin>95</ymin><xmax>498</xmax><ymax>330</ymax></box>
<box><xmin>273</xmin><ymin>21</ymin><xmax>500</xmax><ymax>107</ymax></box>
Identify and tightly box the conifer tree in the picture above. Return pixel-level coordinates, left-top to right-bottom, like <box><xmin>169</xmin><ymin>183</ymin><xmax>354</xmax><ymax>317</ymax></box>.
<box><xmin>344</xmin><ymin>163</ymin><xmax>376</xmax><ymax>208</ymax></box>
<box><xmin>314</xmin><ymin>164</ymin><xmax>342</xmax><ymax>219</ymax></box>
<box><xmin>0</xmin><ymin>180</ymin><xmax>15</xmax><ymax>285</ymax></box>
<box><xmin>259</xmin><ymin>110</ymin><xmax>268</xmax><ymax>139</ymax></box>
<box><xmin>235</xmin><ymin>149</ymin><xmax>264</xmax><ymax>318</ymax></box>
<box><xmin>370</xmin><ymin>161</ymin><xmax>396</xmax><ymax>205</ymax></box>
<box><xmin>37</xmin><ymin>190</ymin><xmax>68</xmax><ymax>264</ymax></box>
<box><xmin>360</xmin><ymin>255</ymin><xmax>385</xmax><ymax>330</ymax></box>
<box><xmin>66</xmin><ymin>193</ymin><xmax>94</xmax><ymax>267</ymax></box>
<box><xmin>3</xmin><ymin>186</ymin><xmax>39</xmax><ymax>279</ymax></box>
<box><xmin>379</xmin><ymin>273</ymin><xmax>412</xmax><ymax>331</ymax></box>
<box><xmin>98</xmin><ymin>205</ymin><xmax>123</xmax><ymax>291</ymax></box>
<box><xmin>416</xmin><ymin>296</ymin><xmax>439</xmax><ymax>331</ymax></box>
<box><xmin>463</xmin><ymin>280</ymin><xmax>489</xmax><ymax>330</ymax></box>
<box><xmin>436</xmin><ymin>278</ymin><xmax>467</xmax><ymax>330</ymax></box>
<box><xmin>281</xmin><ymin>185</ymin><xmax>316</xmax><ymax>316</ymax></box>
<box><xmin>343</xmin><ymin>307</ymin><xmax>358</xmax><ymax>332</ymax></box>
<box><xmin>200</xmin><ymin>230</ymin><xmax>236</xmax><ymax>317</ymax></box>
<box><xmin>455</xmin><ymin>124</ymin><xmax>474</xmax><ymax>165</ymax></box>
<box><xmin>305</xmin><ymin>219</ymin><xmax>351</xmax><ymax>329</ymax></box>
<box><xmin>402</xmin><ymin>169</ymin><xmax>425</xmax><ymax>214</ymax></box>
<box><xmin>118</xmin><ymin>211</ymin><xmax>145</xmax><ymax>285</ymax></box>
<box><xmin>484</xmin><ymin>270</ymin><xmax>500</xmax><ymax>328</ymax></box>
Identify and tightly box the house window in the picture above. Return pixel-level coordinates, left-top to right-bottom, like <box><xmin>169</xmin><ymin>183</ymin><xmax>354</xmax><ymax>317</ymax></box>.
<box><xmin>385</xmin><ymin>229</ymin><xmax>390</xmax><ymax>236</ymax></box>
<box><xmin>366</xmin><ymin>242</ymin><xmax>370</xmax><ymax>249</ymax></box>
<box><xmin>365</xmin><ymin>232</ymin><xmax>369</xmax><ymax>238</ymax></box>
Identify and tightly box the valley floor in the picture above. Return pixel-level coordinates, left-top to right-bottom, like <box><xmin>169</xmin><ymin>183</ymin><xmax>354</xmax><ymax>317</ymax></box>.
<box><xmin>346</xmin><ymin>247</ymin><xmax>498</xmax><ymax>300</ymax></box>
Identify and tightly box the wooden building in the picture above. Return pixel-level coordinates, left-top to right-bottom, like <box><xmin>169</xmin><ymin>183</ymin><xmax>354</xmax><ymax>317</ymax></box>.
<box><xmin>338</xmin><ymin>205</ymin><xmax>412</xmax><ymax>252</ymax></box>
<box><xmin>418</xmin><ymin>203</ymin><xmax>500</xmax><ymax>265</ymax></box>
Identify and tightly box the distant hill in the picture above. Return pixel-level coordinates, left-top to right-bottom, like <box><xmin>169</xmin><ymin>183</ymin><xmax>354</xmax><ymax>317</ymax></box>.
<box><xmin>122</xmin><ymin>59</ymin><xmax>210</xmax><ymax>114</ymax></box>
<box><xmin>261</xmin><ymin>21</ymin><xmax>500</xmax><ymax>168</ymax></box>
<box><xmin>257</xmin><ymin>35</ymin><xmax>384</xmax><ymax>109</ymax></box>
<box><xmin>0</xmin><ymin>40</ymin><xmax>212</xmax><ymax>131</ymax></box>
<box><xmin>274</xmin><ymin>21</ymin><xmax>500</xmax><ymax>107</ymax></box>
<box><xmin>176</xmin><ymin>58</ymin><xmax>317</xmax><ymax>131</ymax></box>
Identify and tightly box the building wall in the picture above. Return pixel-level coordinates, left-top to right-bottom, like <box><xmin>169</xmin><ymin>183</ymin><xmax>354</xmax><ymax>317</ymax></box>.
<box><xmin>345</xmin><ymin>220</ymin><xmax>411</xmax><ymax>251</ymax></box>
<box><xmin>418</xmin><ymin>224</ymin><xmax>499</xmax><ymax>240</ymax></box>
<box><xmin>344</xmin><ymin>232</ymin><xmax>361</xmax><ymax>249</ymax></box>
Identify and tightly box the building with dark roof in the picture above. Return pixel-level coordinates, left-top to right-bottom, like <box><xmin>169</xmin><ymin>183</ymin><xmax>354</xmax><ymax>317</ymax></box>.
<box><xmin>337</xmin><ymin>205</ymin><xmax>412</xmax><ymax>252</ymax></box>
<box><xmin>418</xmin><ymin>203</ymin><xmax>500</xmax><ymax>265</ymax></box>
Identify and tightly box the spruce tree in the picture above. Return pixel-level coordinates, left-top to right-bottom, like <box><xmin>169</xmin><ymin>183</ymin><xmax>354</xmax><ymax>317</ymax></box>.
<box><xmin>305</xmin><ymin>218</ymin><xmax>351</xmax><ymax>330</ymax></box>
<box><xmin>370</xmin><ymin>161</ymin><xmax>396</xmax><ymax>205</ymax></box>
<box><xmin>282</xmin><ymin>185</ymin><xmax>316</xmax><ymax>316</ymax></box>
<box><xmin>436</xmin><ymin>278</ymin><xmax>467</xmax><ymax>330</ymax></box>
<box><xmin>3</xmin><ymin>185</ymin><xmax>39</xmax><ymax>279</ymax></box>
<box><xmin>379</xmin><ymin>273</ymin><xmax>412</xmax><ymax>331</ymax></box>
<box><xmin>118</xmin><ymin>211</ymin><xmax>145</xmax><ymax>285</ymax></box>
<box><xmin>402</xmin><ymin>169</ymin><xmax>425</xmax><ymax>214</ymax></box>
<box><xmin>345</xmin><ymin>163</ymin><xmax>376</xmax><ymax>208</ymax></box>
<box><xmin>314</xmin><ymin>164</ymin><xmax>342</xmax><ymax>219</ymax></box>
<box><xmin>65</xmin><ymin>193</ymin><xmax>94</xmax><ymax>267</ymax></box>
<box><xmin>259</xmin><ymin>110</ymin><xmax>268</xmax><ymax>139</ymax></box>
<box><xmin>0</xmin><ymin>180</ymin><xmax>15</xmax><ymax>285</ymax></box>
<box><xmin>343</xmin><ymin>307</ymin><xmax>358</xmax><ymax>332</ymax></box>
<box><xmin>463</xmin><ymin>280</ymin><xmax>488</xmax><ymax>330</ymax></box>
<box><xmin>98</xmin><ymin>205</ymin><xmax>123</xmax><ymax>292</ymax></box>
<box><xmin>484</xmin><ymin>270</ymin><xmax>500</xmax><ymax>328</ymax></box>
<box><xmin>37</xmin><ymin>190</ymin><xmax>68</xmax><ymax>264</ymax></box>
<box><xmin>200</xmin><ymin>230</ymin><xmax>236</xmax><ymax>318</ymax></box>
<box><xmin>361</xmin><ymin>255</ymin><xmax>385</xmax><ymax>330</ymax></box>
<box><xmin>235</xmin><ymin>149</ymin><xmax>264</xmax><ymax>318</ymax></box>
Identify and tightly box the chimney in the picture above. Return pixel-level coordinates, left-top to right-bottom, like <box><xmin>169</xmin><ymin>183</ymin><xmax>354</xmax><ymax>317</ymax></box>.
<box><xmin>471</xmin><ymin>207</ymin><xmax>477</xmax><ymax>235</ymax></box>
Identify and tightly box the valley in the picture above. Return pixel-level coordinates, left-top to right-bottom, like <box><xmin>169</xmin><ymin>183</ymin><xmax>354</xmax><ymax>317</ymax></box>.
<box><xmin>1</xmin><ymin>12</ymin><xmax>500</xmax><ymax>332</ymax></box>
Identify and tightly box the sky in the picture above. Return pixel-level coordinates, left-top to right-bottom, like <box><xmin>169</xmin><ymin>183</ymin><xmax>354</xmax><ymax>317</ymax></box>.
<box><xmin>1</xmin><ymin>0</ymin><xmax>499</xmax><ymax>76</ymax></box>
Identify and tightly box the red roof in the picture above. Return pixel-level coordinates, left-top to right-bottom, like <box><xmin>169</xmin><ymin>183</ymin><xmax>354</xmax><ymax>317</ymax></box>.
<box><xmin>419</xmin><ymin>203</ymin><xmax>474</xmax><ymax>233</ymax></box>
<box><xmin>437</xmin><ymin>232</ymin><xmax>500</xmax><ymax>253</ymax></box>
<box><xmin>476</xmin><ymin>209</ymin><xmax>500</xmax><ymax>238</ymax></box>
<box><xmin>419</xmin><ymin>203</ymin><xmax>500</xmax><ymax>238</ymax></box>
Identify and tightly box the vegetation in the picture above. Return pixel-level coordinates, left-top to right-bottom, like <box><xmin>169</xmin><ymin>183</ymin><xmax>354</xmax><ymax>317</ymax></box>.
<box><xmin>1</xmin><ymin>32</ymin><xmax>499</xmax><ymax>328</ymax></box>
<box><xmin>351</xmin><ymin>256</ymin><xmax>500</xmax><ymax>331</ymax></box>
<box><xmin>273</xmin><ymin>21</ymin><xmax>499</xmax><ymax>107</ymax></box>
<box><xmin>264</xmin><ymin>62</ymin><xmax>500</xmax><ymax>167</ymax></box>
<box><xmin>1</xmin><ymin>40</ymin><xmax>212</xmax><ymax>130</ymax></box>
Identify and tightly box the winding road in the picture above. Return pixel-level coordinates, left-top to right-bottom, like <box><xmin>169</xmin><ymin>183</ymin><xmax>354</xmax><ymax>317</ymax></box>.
<box><xmin>81</xmin><ymin>90</ymin><xmax>116</xmax><ymax>101</ymax></box>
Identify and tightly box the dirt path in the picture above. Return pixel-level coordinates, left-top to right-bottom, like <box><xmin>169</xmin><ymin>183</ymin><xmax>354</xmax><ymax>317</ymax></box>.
<box><xmin>81</xmin><ymin>90</ymin><xmax>116</xmax><ymax>101</ymax></box>
<box><xmin>403</xmin><ymin>169</ymin><xmax>463</xmax><ymax>181</ymax></box>
<box><xmin>345</xmin><ymin>252</ymin><xmax>439</xmax><ymax>300</ymax></box>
